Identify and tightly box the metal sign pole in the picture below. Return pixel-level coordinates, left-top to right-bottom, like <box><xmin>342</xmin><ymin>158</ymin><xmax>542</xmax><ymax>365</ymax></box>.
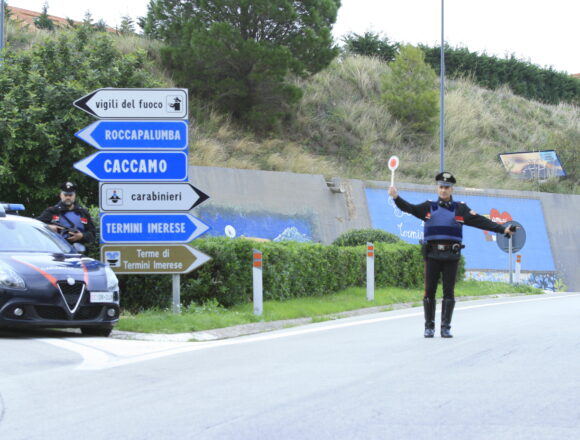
<box><xmin>508</xmin><ymin>236</ymin><xmax>513</xmax><ymax>284</ymax></box>
<box><xmin>0</xmin><ymin>0</ymin><xmax>5</xmax><ymax>65</ymax></box>
<box><xmin>439</xmin><ymin>0</ymin><xmax>445</xmax><ymax>172</ymax></box>
<box><xmin>172</xmin><ymin>274</ymin><xmax>181</xmax><ymax>313</ymax></box>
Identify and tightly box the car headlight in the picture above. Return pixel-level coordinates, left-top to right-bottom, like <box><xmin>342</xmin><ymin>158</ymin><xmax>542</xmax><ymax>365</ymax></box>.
<box><xmin>0</xmin><ymin>263</ymin><xmax>26</xmax><ymax>290</ymax></box>
<box><xmin>104</xmin><ymin>266</ymin><xmax>119</xmax><ymax>292</ymax></box>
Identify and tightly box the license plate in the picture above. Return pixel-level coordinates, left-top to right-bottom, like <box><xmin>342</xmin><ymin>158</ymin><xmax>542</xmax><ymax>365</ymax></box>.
<box><xmin>90</xmin><ymin>291</ymin><xmax>114</xmax><ymax>303</ymax></box>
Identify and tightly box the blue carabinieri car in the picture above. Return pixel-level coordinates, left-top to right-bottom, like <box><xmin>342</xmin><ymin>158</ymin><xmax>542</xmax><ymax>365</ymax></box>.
<box><xmin>0</xmin><ymin>203</ymin><xmax>119</xmax><ymax>336</ymax></box>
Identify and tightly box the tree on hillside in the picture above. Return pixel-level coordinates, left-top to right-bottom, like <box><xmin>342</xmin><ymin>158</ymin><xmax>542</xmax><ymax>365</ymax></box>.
<box><xmin>3</xmin><ymin>1</ymin><xmax>13</xmax><ymax>20</ymax></box>
<box><xmin>342</xmin><ymin>31</ymin><xmax>399</xmax><ymax>63</ymax></box>
<box><xmin>94</xmin><ymin>19</ymin><xmax>108</xmax><ymax>32</ymax></box>
<box><xmin>33</xmin><ymin>2</ymin><xmax>55</xmax><ymax>31</ymax></box>
<box><xmin>118</xmin><ymin>15</ymin><xmax>135</xmax><ymax>35</ymax></box>
<box><xmin>381</xmin><ymin>45</ymin><xmax>439</xmax><ymax>136</ymax></box>
<box><xmin>0</xmin><ymin>28</ymin><xmax>160</xmax><ymax>214</ymax></box>
<box><xmin>141</xmin><ymin>0</ymin><xmax>341</xmax><ymax>130</ymax></box>
<box><xmin>82</xmin><ymin>10</ymin><xmax>94</xmax><ymax>27</ymax></box>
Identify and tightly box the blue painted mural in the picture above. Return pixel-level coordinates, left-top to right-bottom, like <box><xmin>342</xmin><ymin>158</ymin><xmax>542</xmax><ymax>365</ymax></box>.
<box><xmin>365</xmin><ymin>188</ymin><xmax>556</xmax><ymax>273</ymax></box>
<box><xmin>465</xmin><ymin>270</ymin><xmax>565</xmax><ymax>291</ymax></box>
<box><xmin>195</xmin><ymin>206</ymin><xmax>314</xmax><ymax>242</ymax></box>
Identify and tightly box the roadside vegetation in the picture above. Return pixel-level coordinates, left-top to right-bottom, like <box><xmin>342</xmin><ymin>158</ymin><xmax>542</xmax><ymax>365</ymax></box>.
<box><xmin>2</xmin><ymin>9</ymin><xmax>578</xmax><ymax>213</ymax></box>
<box><xmin>117</xmin><ymin>281</ymin><xmax>541</xmax><ymax>334</ymax></box>
<box><xmin>0</xmin><ymin>6</ymin><xmax>575</xmax><ymax>321</ymax></box>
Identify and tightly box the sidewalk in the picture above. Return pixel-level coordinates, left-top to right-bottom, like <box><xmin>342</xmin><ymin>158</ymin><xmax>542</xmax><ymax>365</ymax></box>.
<box><xmin>110</xmin><ymin>293</ymin><xmax>542</xmax><ymax>342</ymax></box>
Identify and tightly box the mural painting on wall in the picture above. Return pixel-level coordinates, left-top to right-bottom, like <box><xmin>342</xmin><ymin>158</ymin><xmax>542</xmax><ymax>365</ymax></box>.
<box><xmin>464</xmin><ymin>270</ymin><xmax>564</xmax><ymax>292</ymax></box>
<box><xmin>195</xmin><ymin>206</ymin><xmax>314</xmax><ymax>242</ymax></box>
<box><xmin>365</xmin><ymin>188</ymin><xmax>559</xmax><ymax>289</ymax></box>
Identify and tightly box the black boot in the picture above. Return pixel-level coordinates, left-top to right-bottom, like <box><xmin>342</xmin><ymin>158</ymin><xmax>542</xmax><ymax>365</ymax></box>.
<box><xmin>423</xmin><ymin>297</ymin><xmax>436</xmax><ymax>338</ymax></box>
<box><xmin>441</xmin><ymin>298</ymin><xmax>456</xmax><ymax>338</ymax></box>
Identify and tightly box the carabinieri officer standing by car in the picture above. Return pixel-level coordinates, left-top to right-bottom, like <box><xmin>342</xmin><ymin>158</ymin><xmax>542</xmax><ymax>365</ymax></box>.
<box><xmin>388</xmin><ymin>172</ymin><xmax>514</xmax><ymax>338</ymax></box>
<box><xmin>38</xmin><ymin>182</ymin><xmax>96</xmax><ymax>245</ymax></box>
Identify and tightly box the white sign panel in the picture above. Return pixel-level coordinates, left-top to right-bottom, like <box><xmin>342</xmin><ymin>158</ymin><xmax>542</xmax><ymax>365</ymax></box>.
<box><xmin>99</xmin><ymin>183</ymin><xmax>209</xmax><ymax>212</ymax></box>
<box><xmin>73</xmin><ymin>88</ymin><xmax>188</xmax><ymax>119</ymax></box>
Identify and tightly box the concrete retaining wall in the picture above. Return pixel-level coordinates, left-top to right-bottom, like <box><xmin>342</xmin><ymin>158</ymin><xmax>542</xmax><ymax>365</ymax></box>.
<box><xmin>189</xmin><ymin>165</ymin><xmax>580</xmax><ymax>291</ymax></box>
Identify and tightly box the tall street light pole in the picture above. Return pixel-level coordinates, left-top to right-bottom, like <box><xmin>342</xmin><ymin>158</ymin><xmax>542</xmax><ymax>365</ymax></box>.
<box><xmin>439</xmin><ymin>0</ymin><xmax>445</xmax><ymax>173</ymax></box>
<box><xmin>0</xmin><ymin>1</ymin><xmax>5</xmax><ymax>58</ymax></box>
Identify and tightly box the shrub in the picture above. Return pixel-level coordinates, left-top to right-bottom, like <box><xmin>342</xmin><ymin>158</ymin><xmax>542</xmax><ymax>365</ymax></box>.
<box><xmin>333</xmin><ymin>229</ymin><xmax>401</xmax><ymax>246</ymax></box>
<box><xmin>119</xmin><ymin>237</ymin><xmax>423</xmax><ymax>312</ymax></box>
<box><xmin>381</xmin><ymin>45</ymin><xmax>439</xmax><ymax>136</ymax></box>
<box><xmin>0</xmin><ymin>27</ymin><xmax>161</xmax><ymax>215</ymax></box>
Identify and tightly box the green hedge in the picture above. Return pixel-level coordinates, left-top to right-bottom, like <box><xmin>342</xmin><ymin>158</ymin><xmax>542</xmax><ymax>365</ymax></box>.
<box><xmin>333</xmin><ymin>228</ymin><xmax>401</xmax><ymax>246</ymax></box>
<box><xmin>119</xmin><ymin>237</ymin><xmax>430</xmax><ymax>312</ymax></box>
<box><xmin>421</xmin><ymin>45</ymin><xmax>580</xmax><ymax>105</ymax></box>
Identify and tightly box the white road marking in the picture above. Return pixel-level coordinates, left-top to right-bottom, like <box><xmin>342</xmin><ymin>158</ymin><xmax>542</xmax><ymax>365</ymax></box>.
<box><xmin>41</xmin><ymin>293</ymin><xmax>580</xmax><ymax>371</ymax></box>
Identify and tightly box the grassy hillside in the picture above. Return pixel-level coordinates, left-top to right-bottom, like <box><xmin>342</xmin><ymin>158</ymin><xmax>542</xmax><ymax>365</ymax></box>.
<box><xmin>5</xmin><ymin>23</ymin><xmax>579</xmax><ymax>194</ymax></box>
<box><xmin>191</xmin><ymin>54</ymin><xmax>578</xmax><ymax>193</ymax></box>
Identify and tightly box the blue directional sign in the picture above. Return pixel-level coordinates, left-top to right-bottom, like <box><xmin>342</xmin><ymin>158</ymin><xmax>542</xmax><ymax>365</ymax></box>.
<box><xmin>75</xmin><ymin>120</ymin><xmax>188</xmax><ymax>150</ymax></box>
<box><xmin>73</xmin><ymin>151</ymin><xmax>188</xmax><ymax>182</ymax></box>
<box><xmin>100</xmin><ymin>213</ymin><xmax>210</xmax><ymax>243</ymax></box>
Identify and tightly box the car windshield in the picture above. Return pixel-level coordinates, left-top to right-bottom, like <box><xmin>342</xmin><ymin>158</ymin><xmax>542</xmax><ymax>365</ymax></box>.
<box><xmin>0</xmin><ymin>219</ymin><xmax>74</xmax><ymax>253</ymax></box>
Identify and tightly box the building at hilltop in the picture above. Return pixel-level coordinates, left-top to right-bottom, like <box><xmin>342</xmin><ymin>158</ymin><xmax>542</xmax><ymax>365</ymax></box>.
<box><xmin>6</xmin><ymin>6</ymin><xmax>116</xmax><ymax>33</ymax></box>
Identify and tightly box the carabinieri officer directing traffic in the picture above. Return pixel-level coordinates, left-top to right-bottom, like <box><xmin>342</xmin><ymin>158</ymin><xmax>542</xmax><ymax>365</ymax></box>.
<box><xmin>388</xmin><ymin>172</ymin><xmax>514</xmax><ymax>338</ymax></box>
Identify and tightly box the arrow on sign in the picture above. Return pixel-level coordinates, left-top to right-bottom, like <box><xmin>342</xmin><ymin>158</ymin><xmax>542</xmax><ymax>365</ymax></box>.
<box><xmin>73</xmin><ymin>88</ymin><xmax>188</xmax><ymax>119</ymax></box>
<box><xmin>100</xmin><ymin>213</ymin><xmax>210</xmax><ymax>243</ymax></box>
<box><xmin>101</xmin><ymin>244</ymin><xmax>211</xmax><ymax>274</ymax></box>
<box><xmin>99</xmin><ymin>183</ymin><xmax>209</xmax><ymax>212</ymax></box>
<box><xmin>75</xmin><ymin>120</ymin><xmax>189</xmax><ymax>150</ymax></box>
<box><xmin>73</xmin><ymin>151</ymin><xmax>188</xmax><ymax>182</ymax></box>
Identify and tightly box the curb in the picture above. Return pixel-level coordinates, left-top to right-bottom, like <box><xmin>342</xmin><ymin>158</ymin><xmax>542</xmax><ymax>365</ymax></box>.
<box><xmin>110</xmin><ymin>292</ymin><xmax>546</xmax><ymax>342</ymax></box>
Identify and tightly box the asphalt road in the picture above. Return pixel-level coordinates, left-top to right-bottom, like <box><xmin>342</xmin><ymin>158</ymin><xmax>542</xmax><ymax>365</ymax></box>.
<box><xmin>1</xmin><ymin>292</ymin><xmax>579</xmax><ymax>440</ymax></box>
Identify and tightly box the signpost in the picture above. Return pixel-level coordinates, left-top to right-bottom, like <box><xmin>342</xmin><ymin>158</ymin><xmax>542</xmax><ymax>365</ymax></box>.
<box><xmin>75</xmin><ymin>120</ymin><xmax>189</xmax><ymax>150</ymax></box>
<box><xmin>73</xmin><ymin>151</ymin><xmax>188</xmax><ymax>182</ymax></box>
<box><xmin>101</xmin><ymin>244</ymin><xmax>211</xmax><ymax>274</ymax></box>
<box><xmin>73</xmin><ymin>88</ymin><xmax>188</xmax><ymax>119</ymax></box>
<box><xmin>73</xmin><ymin>87</ymin><xmax>211</xmax><ymax>313</ymax></box>
<box><xmin>100</xmin><ymin>182</ymin><xmax>209</xmax><ymax>212</ymax></box>
<box><xmin>496</xmin><ymin>220</ymin><xmax>526</xmax><ymax>284</ymax></box>
<box><xmin>100</xmin><ymin>213</ymin><xmax>210</xmax><ymax>243</ymax></box>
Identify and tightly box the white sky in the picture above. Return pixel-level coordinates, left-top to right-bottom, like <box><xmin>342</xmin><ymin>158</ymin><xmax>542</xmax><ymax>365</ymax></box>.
<box><xmin>6</xmin><ymin>0</ymin><xmax>580</xmax><ymax>74</ymax></box>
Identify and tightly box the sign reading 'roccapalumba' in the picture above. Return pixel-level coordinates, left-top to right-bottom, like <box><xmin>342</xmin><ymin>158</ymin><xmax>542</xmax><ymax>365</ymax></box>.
<box><xmin>75</xmin><ymin>120</ymin><xmax>189</xmax><ymax>150</ymax></box>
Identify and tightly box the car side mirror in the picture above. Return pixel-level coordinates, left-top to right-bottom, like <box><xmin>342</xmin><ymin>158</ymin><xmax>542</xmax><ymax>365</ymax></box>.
<box><xmin>73</xmin><ymin>243</ymin><xmax>86</xmax><ymax>254</ymax></box>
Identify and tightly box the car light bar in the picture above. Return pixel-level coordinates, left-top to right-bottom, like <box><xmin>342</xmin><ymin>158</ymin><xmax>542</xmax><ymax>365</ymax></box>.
<box><xmin>0</xmin><ymin>203</ymin><xmax>26</xmax><ymax>217</ymax></box>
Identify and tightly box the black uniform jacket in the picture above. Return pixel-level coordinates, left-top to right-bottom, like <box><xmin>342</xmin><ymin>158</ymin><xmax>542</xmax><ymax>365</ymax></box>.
<box><xmin>37</xmin><ymin>202</ymin><xmax>96</xmax><ymax>244</ymax></box>
<box><xmin>393</xmin><ymin>195</ymin><xmax>507</xmax><ymax>239</ymax></box>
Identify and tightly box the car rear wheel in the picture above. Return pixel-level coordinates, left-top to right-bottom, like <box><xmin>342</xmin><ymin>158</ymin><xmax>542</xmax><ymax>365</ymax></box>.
<box><xmin>81</xmin><ymin>326</ymin><xmax>113</xmax><ymax>337</ymax></box>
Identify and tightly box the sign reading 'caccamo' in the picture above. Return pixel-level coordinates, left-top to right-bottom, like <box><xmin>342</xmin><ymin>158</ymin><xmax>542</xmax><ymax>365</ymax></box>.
<box><xmin>73</xmin><ymin>151</ymin><xmax>188</xmax><ymax>182</ymax></box>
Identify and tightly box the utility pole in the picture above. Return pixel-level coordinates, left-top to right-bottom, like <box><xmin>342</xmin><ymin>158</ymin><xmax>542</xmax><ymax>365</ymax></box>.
<box><xmin>439</xmin><ymin>0</ymin><xmax>445</xmax><ymax>173</ymax></box>
<box><xmin>0</xmin><ymin>1</ymin><xmax>5</xmax><ymax>59</ymax></box>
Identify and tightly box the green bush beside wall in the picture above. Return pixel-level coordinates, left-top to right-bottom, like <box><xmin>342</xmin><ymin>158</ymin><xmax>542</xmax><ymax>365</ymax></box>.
<box><xmin>119</xmin><ymin>237</ymin><xmax>464</xmax><ymax>312</ymax></box>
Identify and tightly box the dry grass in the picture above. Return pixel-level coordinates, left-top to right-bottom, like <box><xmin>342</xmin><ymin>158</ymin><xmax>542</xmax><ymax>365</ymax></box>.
<box><xmin>185</xmin><ymin>55</ymin><xmax>578</xmax><ymax>193</ymax></box>
<box><xmin>5</xmin><ymin>19</ymin><xmax>51</xmax><ymax>50</ymax></box>
<box><xmin>188</xmin><ymin>110</ymin><xmax>341</xmax><ymax>176</ymax></box>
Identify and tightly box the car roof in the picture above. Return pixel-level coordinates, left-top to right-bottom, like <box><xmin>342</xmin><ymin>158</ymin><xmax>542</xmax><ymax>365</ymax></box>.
<box><xmin>0</xmin><ymin>214</ymin><xmax>47</xmax><ymax>226</ymax></box>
